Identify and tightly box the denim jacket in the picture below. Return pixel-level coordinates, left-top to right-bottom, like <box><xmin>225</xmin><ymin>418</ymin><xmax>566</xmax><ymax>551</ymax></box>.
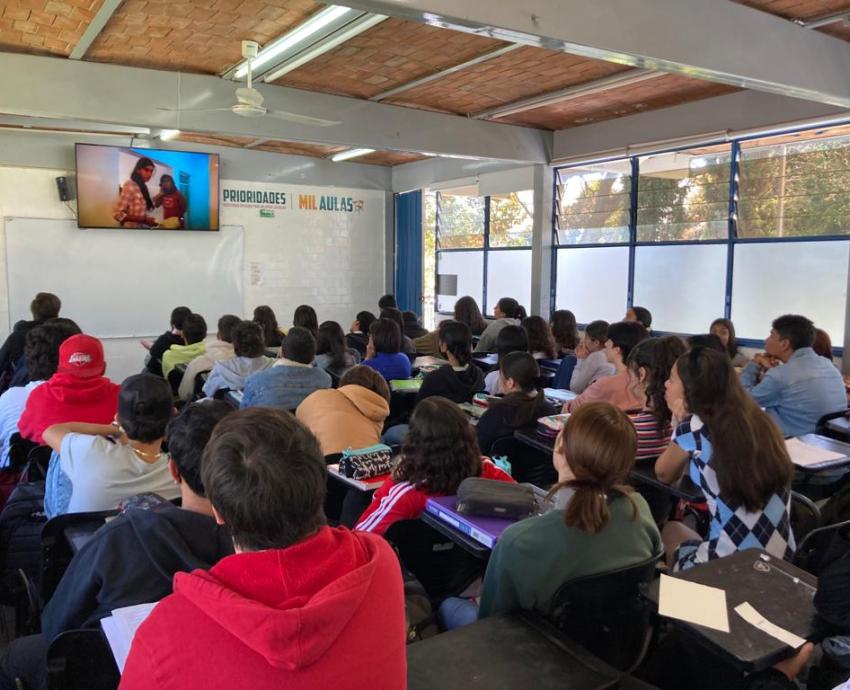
<box><xmin>241</xmin><ymin>364</ymin><xmax>332</xmax><ymax>411</ymax></box>
<box><xmin>740</xmin><ymin>347</ymin><xmax>846</xmax><ymax>437</ymax></box>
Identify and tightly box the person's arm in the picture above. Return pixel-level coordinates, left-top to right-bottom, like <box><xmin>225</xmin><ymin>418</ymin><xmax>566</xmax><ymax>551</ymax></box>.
<box><xmin>740</xmin><ymin>364</ymin><xmax>784</xmax><ymax>410</ymax></box>
<box><xmin>43</xmin><ymin>422</ymin><xmax>119</xmax><ymax>453</ymax></box>
<box><xmin>654</xmin><ymin>441</ymin><xmax>690</xmax><ymax>485</ymax></box>
<box><xmin>569</xmin><ymin>353</ymin><xmax>597</xmax><ymax>394</ymax></box>
<box><xmin>477</xmin><ymin>537</ymin><xmax>522</xmax><ymax>618</ymax></box>
<box><xmin>741</xmin><ymin>643</ymin><xmax>814</xmax><ymax>690</ymax></box>
<box><xmin>565</xmin><ymin>376</ymin><xmax>606</xmax><ymax>413</ymax></box>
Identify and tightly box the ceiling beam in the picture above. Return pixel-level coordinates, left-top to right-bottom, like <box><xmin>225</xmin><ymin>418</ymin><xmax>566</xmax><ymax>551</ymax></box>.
<box><xmin>0</xmin><ymin>53</ymin><xmax>550</xmax><ymax>164</ymax></box>
<box><xmin>473</xmin><ymin>69</ymin><xmax>663</xmax><ymax>120</ymax></box>
<box><xmin>796</xmin><ymin>9</ymin><xmax>850</xmax><ymax>29</ymax></box>
<box><xmin>328</xmin><ymin>0</ymin><xmax>850</xmax><ymax>108</ymax></box>
<box><xmin>370</xmin><ymin>44</ymin><xmax>521</xmax><ymax>101</ymax></box>
<box><xmin>68</xmin><ymin>0</ymin><xmax>124</xmax><ymax>60</ymax></box>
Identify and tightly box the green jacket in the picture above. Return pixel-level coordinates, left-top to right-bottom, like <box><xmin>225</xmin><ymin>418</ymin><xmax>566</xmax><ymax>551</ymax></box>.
<box><xmin>478</xmin><ymin>492</ymin><xmax>661</xmax><ymax>619</ymax></box>
<box><xmin>162</xmin><ymin>341</ymin><xmax>206</xmax><ymax>379</ymax></box>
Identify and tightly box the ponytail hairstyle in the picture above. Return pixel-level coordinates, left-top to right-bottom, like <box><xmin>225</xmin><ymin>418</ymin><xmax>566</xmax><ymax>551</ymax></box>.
<box><xmin>626</xmin><ymin>335</ymin><xmax>687</xmax><ymax>428</ymax></box>
<box><xmin>522</xmin><ymin>315</ymin><xmax>558</xmax><ymax>359</ymax></box>
<box><xmin>551</xmin><ymin>310</ymin><xmax>579</xmax><ymax>352</ymax></box>
<box><xmin>551</xmin><ymin>402</ymin><xmax>638</xmax><ymax>534</ymax></box>
<box><xmin>676</xmin><ymin>347</ymin><xmax>794</xmax><ymax>511</ymax></box>
<box><xmin>438</xmin><ymin>320</ymin><xmax>472</xmax><ymax>366</ymax></box>
<box><xmin>494</xmin><ymin>351</ymin><xmax>547</xmax><ymax>429</ymax></box>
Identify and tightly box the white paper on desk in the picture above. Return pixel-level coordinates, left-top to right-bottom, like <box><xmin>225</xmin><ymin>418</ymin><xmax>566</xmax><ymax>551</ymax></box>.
<box><xmin>101</xmin><ymin>601</ymin><xmax>157</xmax><ymax>672</ymax></box>
<box><xmin>785</xmin><ymin>438</ymin><xmax>844</xmax><ymax>467</ymax></box>
<box><xmin>658</xmin><ymin>574</ymin><xmax>730</xmax><ymax>633</ymax></box>
<box><xmin>734</xmin><ymin>602</ymin><xmax>806</xmax><ymax>649</ymax></box>
<box><xmin>544</xmin><ymin>388</ymin><xmax>577</xmax><ymax>403</ymax></box>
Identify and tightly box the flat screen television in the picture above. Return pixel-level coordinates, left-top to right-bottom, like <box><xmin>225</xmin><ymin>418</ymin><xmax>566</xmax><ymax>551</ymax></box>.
<box><xmin>75</xmin><ymin>143</ymin><xmax>220</xmax><ymax>231</ymax></box>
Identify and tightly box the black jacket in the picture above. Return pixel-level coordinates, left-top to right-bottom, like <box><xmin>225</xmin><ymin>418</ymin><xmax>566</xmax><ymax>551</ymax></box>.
<box><xmin>417</xmin><ymin>364</ymin><xmax>485</xmax><ymax>405</ymax></box>
<box><xmin>41</xmin><ymin>503</ymin><xmax>233</xmax><ymax>639</ymax></box>
<box><xmin>145</xmin><ymin>331</ymin><xmax>183</xmax><ymax>376</ymax></box>
<box><xmin>476</xmin><ymin>396</ymin><xmax>557</xmax><ymax>455</ymax></box>
<box><xmin>0</xmin><ymin>320</ymin><xmax>40</xmax><ymax>386</ymax></box>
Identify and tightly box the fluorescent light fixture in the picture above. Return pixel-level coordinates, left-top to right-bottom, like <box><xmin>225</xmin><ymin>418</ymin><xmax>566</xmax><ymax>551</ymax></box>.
<box><xmin>234</xmin><ymin>5</ymin><xmax>356</xmax><ymax>80</ymax></box>
<box><xmin>264</xmin><ymin>13</ymin><xmax>387</xmax><ymax>83</ymax></box>
<box><xmin>331</xmin><ymin>148</ymin><xmax>375</xmax><ymax>162</ymax></box>
<box><xmin>159</xmin><ymin>129</ymin><xmax>180</xmax><ymax>141</ymax></box>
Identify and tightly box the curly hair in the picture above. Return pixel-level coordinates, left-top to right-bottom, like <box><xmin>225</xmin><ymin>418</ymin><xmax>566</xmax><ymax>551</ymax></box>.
<box><xmin>626</xmin><ymin>336</ymin><xmax>686</xmax><ymax>428</ymax></box>
<box><xmin>393</xmin><ymin>396</ymin><xmax>482</xmax><ymax>494</ymax></box>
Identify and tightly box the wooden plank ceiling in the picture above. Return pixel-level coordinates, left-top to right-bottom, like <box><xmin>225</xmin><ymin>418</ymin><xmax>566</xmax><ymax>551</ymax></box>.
<box><xmin>1</xmin><ymin>0</ymin><xmax>848</xmax><ymax>164</ymax></box>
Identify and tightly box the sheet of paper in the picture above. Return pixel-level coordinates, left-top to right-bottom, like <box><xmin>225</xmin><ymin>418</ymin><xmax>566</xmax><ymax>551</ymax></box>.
<box><xmin>734</xmin><ymin>602</ymin><xmax>806</xmax><ymax>648</ymax></box>
<box><xmin>785</xmin><ymin>438</ymin><xmax>845</xmax><ymax>467</ymax></box>
<box><xmin>544</xmin><ymin>388</ymin><xmax>577</xmax><ymax>403</ymax></box>
<box><xmin>101</xmin><ymin>602</ymin><xmax>157</xmax><ymax>672</ymax></box>
<box><xmin>658</xmin><ymin>574</ymin><xmax>730</xmax><ymax>633</ymax></box>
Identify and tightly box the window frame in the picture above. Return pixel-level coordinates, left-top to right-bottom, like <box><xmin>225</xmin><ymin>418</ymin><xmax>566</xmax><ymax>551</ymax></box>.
<box><xmin>434</xmin><ymin>190</ymin><xmax>533</xmax><ymax>319</ymax></box>
<box><xmin>552</xmin><ymin>124</ymin><xmax>850</xmax><ymax>354</ymax></box>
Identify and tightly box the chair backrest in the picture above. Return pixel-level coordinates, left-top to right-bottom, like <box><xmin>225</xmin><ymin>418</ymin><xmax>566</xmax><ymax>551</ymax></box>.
<box><xmin>489</xmin><ymin>436</ymin><xmax>556</xmax><ymax>489</ymax></box>
<box><xmin>790</xmin><ymin>490</ymin><xmax>821</xmax><ymax>546</ymax></box>
<box><xmin>795</xmin><ymin>519</ymin><xmax>850</xmax><ymax>575</ymax></box>
<box><xmin>41</xmin><ymin>510</ymin><xmax>118</xmax><ymax>604</ymax></box>
<box><xmin>46</xmin><ymin>629</ymin><xmax>120</xmax><ymax>690</ymax></box>
<box><xmin>385</xmin><ymin>519</ymin><xmax>485</xmax><ymax>604</ymax></box>
<box><xmin>548</xmin><ymin>550</ymin><xmax>663</xmax><ymax>673</ymax></box>
<box><xmin>816</xmin><ymin>408</ymin><xmax>850</xmax><ymax>442</ymax></box>
<box><xmin>553</xmin><ymin>355</ymin><xmax>578</xmax><ymax>391</ymax></box>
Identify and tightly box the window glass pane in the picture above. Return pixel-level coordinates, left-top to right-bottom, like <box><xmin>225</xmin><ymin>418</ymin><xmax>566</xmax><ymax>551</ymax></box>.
<box><xmin>489</xmin><ymin>190</ymin><xmax>534</xmax><ymax>247</ymax></box>
<box><xmin>633</xmin><ymin>245</ymin><xmax>727</xmax><ymax>333</ymax></box>
<box><xmin>437</xmin><ymin>192</ymin><xmax>484</xmax><ymax>249</ymax></box>
<box><xmin>738</xmin><ymin>127</ymin><xmax>850</xmax><ymax>238</ymax></box>
<box><xmin>555</xmin><ymin>161</ymin><xmax>631</xmax><ymax>244</ymax></box>
<box><xmin>436</xmin><ymin>250</ymin><xmax>484</xmax><ymax>313</ymax></box>
<box><xmin>486</xmin><ymin>250</ymin><xmax>532</xmax><ymax>316</ymax></box>
<box><xmin>636</xmin><ymin>147</ymin><xmax>731</xmax><ymax>241</ymax></box>
<box><xmin>556</xmin><ymin>247</ymin><xmax>629</xmax><ymax>323</ymax></box>
<box><xmin>732</xmin><ymin>240</ymin><xmax>848</xmax><ymax>342</ymax></box>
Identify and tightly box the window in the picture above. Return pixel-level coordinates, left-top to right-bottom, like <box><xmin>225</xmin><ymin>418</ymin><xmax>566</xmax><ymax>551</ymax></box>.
<box><xmin>636</xmin><ymin>148</ymin><xmax>730</xmax><ymax>242</ymax></box>
<box><xmin>738</xmin><ymin>128</ymin><xmax>850</xmax><ymax>238</ymax></box>
<box><xmin>555</xmin><ymin>246</ymin><xmax>630</xmax><ymax>324</ymax></box>
<box><xmin>434</xmin><ymin>188</ymin><xmax>533</xmax><ymax>317</ymax></box>
<box><xmin>555</xmin><ymin>162</ymin><xmax>631</xmax><ymax>244</ymax></box>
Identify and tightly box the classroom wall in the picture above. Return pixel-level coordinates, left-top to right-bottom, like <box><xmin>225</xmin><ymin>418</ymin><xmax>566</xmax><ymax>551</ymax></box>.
<box><xmin>0</xmin><ymin>166</ymin><xmax>386</xmax><ymax>383</ymax></box>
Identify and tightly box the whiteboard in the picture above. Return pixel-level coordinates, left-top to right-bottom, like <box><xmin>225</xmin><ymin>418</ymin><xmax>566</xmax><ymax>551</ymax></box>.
<box><xmin>4</xmin><ymin>218</ymin><xmax>244</xmax><ymax>338</ymax></box>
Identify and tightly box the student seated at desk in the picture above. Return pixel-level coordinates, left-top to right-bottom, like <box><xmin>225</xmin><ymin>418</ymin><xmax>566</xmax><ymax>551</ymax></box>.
<box><xmin>483</xmin><ymin>324</ymin><xmax>528</xmax><ymax>395</ymax></box>
<box><xmin>241</xmin><ymin>327</ymin><xmax>331</xmax><ymax>411</ymax></box>
<box><xmin>253</xmin><ymin>304</ymin><xmax>284</xmax><ymax>349</ymax></box>
<box><xmin>403</xmin><ymin>311</ymin><xmax>428</xmax><ymax>340</ymax></box>
<box><xmin>625</xmin><ymin>305</ymin><xmax>652</xmax><ymax>333</ymax></box>
<box><xmin>476</xmin><ymin>352</ymin><xmax>558</xmax><ymax>456</ymax></box>
<box><xmin>202</xmin><ymin>321</ymin><xmax>274</xmax><ymax>398</ymax></box>
<box><xmin>414</xmin><ymin>296</ymin><xmax>488</xmax><ymax>357</ymax></box>
<box><xmin>381</xmin><ymin>307</ymin><xmax>417</xmax><ymax>355</ymax></box>
<box><xmin>362</xmin><ymin>318</ymin><xmax>412</xmax><ymax>381</ymax></box>
<box><xmin>346</xmin><ymin>310</ymin><xmax>376</xmax><ymax>359</ymax></box>
<box><xmin>626</xmin><ymin>336</ymin><xmax>687</xmax><ymax>461</ymax></box>
<box><xmin>710</xmin><ymin>317</ymin><xmax>749</xmax><ymax>368</ymax></box>
<box><xmin>523</xmin><ymin>315</ymin><xmax>558</xmax><ymax>360</ymax></box>
<box><xmin>314</xmin><ymin>321</ymin><xmax>359</xmax><ymax>376</ymax></box>
<box><xmin>296</xmin><ymin>366</ymin><xmax>390</xmax><ymax>456</ymax></box>
<box><xmin>417</xmin><ymin>320</ymin><xmax>484</xmax><ymax>404</ymax></box>
<box><xmin>439</xmin><ymin>402</ymin><xmax>661</xmax><ymax>629</ymax></box>
<box><xmin>17</xmin><ymin>334</ymin><xmax>120</xmax><ymax>445</ymax></box>
<box><xmin>550</xmin><ymin>309</ymin><xmax>579</xmax><ymax>358</ymax></box>
<box><xmin>474</xmin><ymin>297</ymin><xmax>522</xmax><ymax>354</ymax></box>
<box><xmin>657</xmin><ymin>347</ymin><xmax>795</xmax><ymax>571</ymax></box>
<box><xmin>0</xmin><ymin>401</ymin><xmax>236</xmax><ymax>690</ymax></box>
<box><xmin>144</xmin><ymin>305</ymin><xmax>190</xmax><ymax>377</ymax></box>
<box><xmin>162</xmin><ymin>313</ymin><xmax>208</xmax><ymax>384</ymax></box>
<box><xmin>0</xmin><ymin>319</ymin><xmax>80</xmax><ymax>467</ymax></box>
<box><xmin>178</xmin><ymin>314</ymin><xmax>240</xmax><ymax>402</ymax></box>
<box><xmin>119</xmin><ymin>408</ymin><xmax>406</xmax><ymax>690</ymax></box>
<box><xmin>0</xmin><ymin>291</ymin><xmax>61</xmax><ymax>392</ymax></box>
<box><xmin>355</xmin><ymin>397</ymin><xmax>513</xmax><ymax>536</ymax></box>
<box><xmin>565</xmin><ymin>321</ymin><xmax>647</xmax><ymax>413</ymax></box>
<box><xmin>569</xmin><ymin>320</ymin><xmax>615</xmax><ymax>394</ymax></box>
<box><xmin>293</xmin><ymin>304</ymin><xmax>319</xmax><ymax>340</ymax></box>
<box><xmin>740</xmin><ymin>314</ymin><xmax>846</xmax><ymax>437</ymax></box>
<box><xmin>43</xmin><ymin>374</ymin><xmax>180</xmax><ymax>517</ymax></box>
<box><xmin>814</xmin><ymin>328</ymin><xmax>835</xmax><ymax>362</ymax></box>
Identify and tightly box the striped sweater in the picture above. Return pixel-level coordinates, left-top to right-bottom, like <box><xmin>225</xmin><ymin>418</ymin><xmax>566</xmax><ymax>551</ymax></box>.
<box><xmin>629</xmin><ymin>410</ymin><xmax>672</xmax><ymax>461</ymax></box>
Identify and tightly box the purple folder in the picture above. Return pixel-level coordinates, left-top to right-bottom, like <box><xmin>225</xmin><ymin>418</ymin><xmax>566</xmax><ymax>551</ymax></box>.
<box><xmin>424</xmin><ymin>495</ymin><xmax>518</xmax><ymax>549</ymax></box>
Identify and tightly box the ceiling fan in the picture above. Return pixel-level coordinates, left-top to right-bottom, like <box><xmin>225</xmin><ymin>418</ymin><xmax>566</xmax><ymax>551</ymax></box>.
<box><xmin>157</xmin><ymin>41</ymin><xmax>341</xmax><ymax>127</ymax></box>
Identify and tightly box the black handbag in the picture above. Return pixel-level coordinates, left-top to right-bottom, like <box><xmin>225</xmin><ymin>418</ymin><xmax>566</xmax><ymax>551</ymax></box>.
<box><xmin>338</xmin><ymin>444</ymin><xmax>395</xmax><ymax>480</ymax></box>
<box><xmin>456</xmin><ymin>477</ymin><xmax>537</xmax><ymax>520</ymax></box>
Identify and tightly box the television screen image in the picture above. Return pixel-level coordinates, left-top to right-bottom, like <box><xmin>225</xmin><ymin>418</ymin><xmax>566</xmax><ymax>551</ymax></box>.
<box><xmin>75</xmin><ymin>143</ymin><xmax>220</xmax><ymax>231</ymax></box>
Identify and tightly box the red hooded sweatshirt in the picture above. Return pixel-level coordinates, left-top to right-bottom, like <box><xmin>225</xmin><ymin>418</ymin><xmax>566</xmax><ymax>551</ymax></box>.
<box><xmin>17</xmin><ymin>373</ymin><xmax>120</xmax><ymax>444</ymax></box>
<box><xmin>119</xmin><ymin>526</ymin><xmax>407</xmax><ymax>690</ymax></box>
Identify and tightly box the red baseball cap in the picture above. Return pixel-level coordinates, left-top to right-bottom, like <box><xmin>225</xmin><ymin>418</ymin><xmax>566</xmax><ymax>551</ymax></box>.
<box><xmin>57</xmin><ymin>334</ymin><xmax>105</xmax><ymax>378</ymax></box>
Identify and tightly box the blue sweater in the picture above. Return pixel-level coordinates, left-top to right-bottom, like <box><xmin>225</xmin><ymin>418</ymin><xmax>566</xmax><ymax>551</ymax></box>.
<box><xmin>363</xmin><ymin>352</ymin><xmax>411</xmax><ymax>381</ymax></box>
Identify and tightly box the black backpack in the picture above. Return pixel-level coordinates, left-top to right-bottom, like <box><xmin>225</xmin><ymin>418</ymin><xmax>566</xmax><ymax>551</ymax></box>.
<box><xmin>0</xmin><ymin>478</ymin><xmax>47</xmax><ymax>595</ymax></box>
